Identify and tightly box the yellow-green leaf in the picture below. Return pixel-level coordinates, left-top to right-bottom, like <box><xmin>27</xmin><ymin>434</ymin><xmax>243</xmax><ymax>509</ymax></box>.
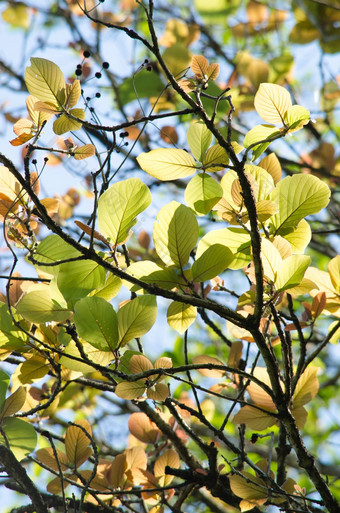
<box><xmin>0</xmin><ymin>417</ymin><xmax>37</xmax><ymax>461</ymax></box>
<box><xmin>124</xmin><ymin>261</ymin><xmax>184</xmax><ymax>294</ymax></box>
<box><xmin>74</xmin><ymin>296</ymin><xmax>118</xmax><ymax>352</ymax></box>
<box><xmin>284</xmin><ymin>105</ymin><xmax>310</xmax><ymax>132</ymax></box>
<box><xmin>153</xmin><ymin>201</ymin><xmax>198</xmax><ymax>268</ymax></box>
<box><xmin>229</xmin><ymin>471</ymin><xmax>268</xmax><ymax>500</ymax></box>
<box><xmin>274</xmin><ymin>255</ymin><xmax>311</xmax><ymax>292</ymax></box>
<box><xmin>137</xmin><ymin>148</ymin><xmax>197</xmax><ymax>181</ymax></box>
<box><xmin>269</xmin><ymin>174</ymin><xmax>331</xmax><ymax>234</ymax></box>
<box><xmin>57</xmin><ymin>260</ymin><xmax>106</xmax><ymax>302</ymax></box>
<box><xmin>118</xmin><ymin>295</ymin><xmax>157</xmax><ymax>347</ymax></box>
<box><xmin>259</xmin><ymin>153</ymin><xmax>281</xmax><ymax>185</ymax></box>
<box><xmin>293</xmin><ymin>367</ymin><xmax>319</xmax><ymax>408</ymax></box>
<box><xmin>16</xmin><ymin>287</ymin><xmax>71</xmax><ymax>323</ymax></box>
<box><xmin>167</xmin><ymin>301</ymin><xmax>197</xmax><ymax>334</ymax></box>
<box><xmin>280</xmin><ymin>219</ymin><xmax>311</xmax><ymax>253</ymax></box>
<box><xmin>254</xmin><ymin>83</ymin><xmax>292</xmax><ymax>125</ymax></box>
<box><xmin>53</xmin><ymin>108</ymin><xmax>85</xmax><ymax>135</ymax></box>
<box><xmin>328</xmin><ymin>255</ymin><xmax>340</xmax><ymax>294</ymax></box>
<box><xmin>185</xmin><ymin>173</ymin><xmax>223</xmax><ymax>215</ymax></box>
<box><xmin>115</xmin><ymin>381</ymin><xmax>146</xmax><ymax>400</ymax></box>
<box><xmin>192</xmin><ymin>244</ymin><xmax>233</xmax><ymax>282</ymax></box>
<box><xmin>25</xmin><ymin>57</ymin><xmax>65</xmax><ymax>108</ymax></box>
<box><xmin>244</xmin><ymin>124</ymin><xmax>280</xmax><ymax>160</ymax></box>
<box><xmin>73</xmin><ymin>144</ymin><xmax>95</xmax><ymax>160</ymax></box>
<box><xmin>203</xmin><ymin>144</ymin><xmax>229</xmax><ymax>172</ymax></box>
<box><xmin>187</xmin><ymin>121</ymin><xmax>212</xmax><ymax>161</ymax></box>
<box><xmin>0</xmin><ymin>387</ymin><xmax>26</xmax><ymax>420</ymax></box>
<box><xmin>196</xmin><ymin>227</ymin><xmax>251</xmax><ymax>270</ymax></box>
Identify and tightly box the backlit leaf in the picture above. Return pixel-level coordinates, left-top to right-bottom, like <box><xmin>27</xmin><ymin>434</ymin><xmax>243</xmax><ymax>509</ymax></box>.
<box><xmin>115</xmin><ymin>380</ymin><xmax>146</xmax><ymax>400</ymax></box>
<box><xmin>269</xmin><ymin>174</ymin><xmax>330</xmax><ymax>234</ymax></box>
<box><xmin>275</xmin><ymin>255</ymin><xmax>311</xmax><ymax>292</ymax></box>
<box><xmin>74</xmin><ymin>296</ymin><xmax>118</xmax><ymax>351</ymax></box>
<box><xmin>259</xmin><ymin>153</ymin><xmax>281</xmax><ymax>184</ymax></box>
<box><xmin>137</xmin><ymin>148</ymin><xmax>197</xmax><ymax>181</ymax></box>
<box><xmin>57</xmin><ymin>259</ymin><xmax>106</xmax><ymax>302</ymax></box>
<box><xmin>261</xmin><ymin>238</ymin><xmax>282</xmax><ymax>283</ymax></box>
<box><xmin>124</xmin><ymin>261</ymin><xmax>184</xmax><ymax>293</ymax></box>
<box><xmin>0</xmin><ymin>417</ymin><xmax>37</xmax><ymax>460</ymax></box>
<box><xmin>16</xmin><ymin>287</ymin><xmax>71</xmax><ymax>323</ymax></box>
<box><xmin>203</xmin><ymin>144</ymin><xmax>229</xmax><ymax>172</ymax></box>
<box><xmin>328</xmin><ymin>255</ymin><xmax>340</xmax><ymax>294</ymax></box>
<box><xmin>154</xmin><ymin>449</ymin><xmax>180</xmax><ymax>486</ymax></box>
<box><xmin>118</xmin><ymin>295</ymin><xmax>157</xmax><ymax>346</ymax></box>
<box><xmin>187</xmin><ymin>121</ymin><xmax>212</xmax><ymax>161</ymax></box>
<box><xmin>129</xmin><ymin>355</ymin><xmax>153</xmax><ymax>375</ymax></box>
<box><xmin>25</xmin><ymin>58</ymin><xmax>65</xmax><ymax>108</ymax></box>
<box><xmin>147</xmin><ymin>383</ymin><xmax>169</xmax><ymax>401</ymax></box>
<box><xmin>35</xmin><ymin>448</ymin><xmax>69</xmax><ymax>472</ymax></box>
<box><xmin>293</xmin><ymin>367</ymin><xmax>319</xmax><ymax>408</ymax></box>
<box><xmin>229</xmin><ymin>471</ymin><xmax>268</xmax><ymax>500</ymax></box>
<box><xmin>254</xmin><ymin>83</ymin><xmax>292</xmax><ymax>125</ymax></box>
<box><xmin>192</xmin><ymin>355</ymin><xmax>225</xmax><ymax>377</ymax></box>
<box><xmin>98</xmin><ymin>178</ymin><xmax>151</xmax><ymax>247</ymax></box>
<box><xmin>53</xmin><ymin>108</ymin><xmax>85</xmax><ymax>135</ymax></box>
<box><xmin>280</xmin><ymin>219</ymin><xmax>311</xmax><ymax>253</ymax></box>
<box><xmin>244</xmin><ymin>124</ymin><xmax>280</xmax><ymax>160</ymax></box>
<box><xmin>191</xmin><ymin>55</ymin><xmax>209</xmax><ymax>79</ymax></box>
<box><xmin>167</xmin><ymin>302</ymin><xmax>197</xmax><ymax>334</ymax></box>
<box><xmin>65</xmin><ymin>419</ymin><xmax>92</xmax><ymax>468</ymax></box>
<box><xmin>196</xmin><ymin>227</ymin><xmax>251</xmax><ymax>270</ymax></box>
<box><xmin>128</xmin><ymin>412</ymin><xmax>160</xmax><ymax>443</ymax></box>
<box><xmin>0</xmin><ymin>387</ymin><xmax>26</xmax><ymax>420</ymax></box>
<box><xmin>191</xmin><ymin>244</ymin><xmax>233</xmax><ymax>282</ymax></box>
<box><xmin>153</xmin><ymin>201</ymin><xmax>198</xmax><ymax>268</ymax></box>
<box><xmin>73</xmin><ymin>144</ymin><xmax>95</xmax><ymax>160</ymax></box>
<box><xmin>185</xmin><ymin>173</ymin><xmax>223</xmax><ymax>215</ymax></box>
<box><xmin>233</xmin><ymin>405</ymin><xmax>277</xmax><ymax>430</ymax></box>
<box><xmin>284</xmin><ymin>105</ymin><xmax>310</xmax><ymax>131</ymax></box>
<box><xmin>32</xmin><ymin>235</ymin><xmax>80</xmax><ymax>277</ymax></box>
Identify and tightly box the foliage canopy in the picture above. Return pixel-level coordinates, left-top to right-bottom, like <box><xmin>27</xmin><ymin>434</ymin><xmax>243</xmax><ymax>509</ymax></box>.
<box><xmin>0</xmin><ymin>1</ymin><xmax>340</xmax><ymax>513</ymax></box>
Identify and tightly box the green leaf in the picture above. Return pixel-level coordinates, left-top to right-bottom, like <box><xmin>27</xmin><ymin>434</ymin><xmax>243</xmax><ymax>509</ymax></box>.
<box><xmin>25</xmin><ymin>57</ymin><xmax>65</xmax><ymax>108</ymax></box>
<box><xmin>269</xmin><ymin>174</ymin><xmax>331</xmax><ymax>235</ymax></box>
<box><xmin>187</xmin><ymin>121</ymin><xmax>212</xmax><ymax>161</ymax></box>
<box><xmin>274</xmin><ymin>255</ymin><xmax>311</xmax><ymax>292</ymax></box>
<box><xmin>118</xmin><ymin>295</ymin><xmax>157</xmax><ymax>347</ymax></box>
<box><xmin>31</xmin><ymin>235</ymin><xmax>80</xmax><ymax>277</ymax></box>
<box><xmin>153</xmin><ymin>201</ymin><xmax>198</xmax><ymax>268</ymax></box>
<box><xmin>245</xmin><ymin>164</ymin><xmax>275</xmax><ymax>201</ymax></box>
<box><xmin>137</xmin><ymin>149</ymin><xmax>197</xmax><ymax>181</ymax></box>
<box><xmin>167</xmin><ymin>302</ymin><xmax>197</xmax><ymax>334</ymax></box>
<box><xmin>162</xmin><ymin>43</ymin><xmax>192</xmax><ymax>78</ymax></box>
<box><xmin>191</xmin><ymin>244</ymin><xmax>233</xmax><ymax>282</ymax></box>
<box><xmin>260</xmin><ymin>238</ymin><xmax>282</xmax><ymax>283</ymax></box>
<box><xmin>196</xmin><ymin>228</ymin><xmax>251</xmax><ymax>270</ymax></box>
<box><xmin>119</xmin><ymin>71</ymin><xmax>164</xmax><ymax>105</ymax></box>
<box><xmin>98</xmin><ymin>178</ymin><xmax>151</xmax><ymax>247</ymax></box>
<box><xmin>16</xmin><ymin>287</ymin><xmax>71</xmax><ymax>323</ymax></box>
<box><xmin>185</xmin><ymin>173</ymin><xmax>223</xmax><ymax>215</ymax></box>
<box><xmin>328</xmin><ymin>255</ymin><xmax>340</xmax><ymax>294</ymax></box>
<box><xmin>0</xmin><ymin>417</ymin><xmax>37</xmax><ymax>461</ymax></box>
<box><xmin>124</xmin><ymin>261</ymin><xmax>184</xmax><ymax>293</ymax></box>
<box><xmin>74</xmin><ymin>297</ymin><xmax>118</xmax><ymax>352</ymax></box>
<box><xmin>244</xmin><ymin>124</ymin><xmax>281</xmax><ymax>160</ymax></box>
<box><xmin>90</xmin><ymin>274</ymin><xmax>122</xmax><ymax>301</ymax></box>
<box><xmin>0</xmin><ymin>371</ymin><xmax>10</xmax><ymax>408</ymax></box>
<box><xmin>0</xmin><ymin>303</ymin><xmax>28</xmax><ymax>352</ymax></box>
<box><xmin>53</xmin><ymin>108</ymin><xmax>85</xmax><ymax>135</ymax></box>
<box><xmin>57</xmin><ymin>260</ymin><xmax>106</xmax><ymax>302</ymax></box>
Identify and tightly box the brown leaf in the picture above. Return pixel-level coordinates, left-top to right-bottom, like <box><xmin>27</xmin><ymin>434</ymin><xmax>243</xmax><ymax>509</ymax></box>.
<box><xmin>192</xmin><ymin>355</ymin><xmax>225</xmax><ymax>377</ymax></box>
<box><xmin>36</xmin><ymin>447</ymin><xmax>69</xmax><ymax>472</ymax></box>
<box><xmin>160</xmin><ymin>125</ymin><xmax>178</xmax><ymax>144</ymax></box>
<box><xmin>128</xmin><ymin>412</ymin><xmax>160</xmax><ymax>443</ymax></box>
<box><xmin>154</xmin><ymin>449</ymin><xmax>180</xmax><ymax>486</ymax></box>
<box><xmin>73</xmin><ymin>144</ymin><xmax>96</xmax><ymax>160</ymax></box>
<box><xmin>191</xmin><ymin>55</ymin><xmax>209</xmax><ymax>79</ymax></box>
<box><xmin>177</xmin><ymin>78</ymin><xmax>195</xmax><ymax>93</ymax></box>
<box><xmin>233</xmin><ymin>405</ymin><xmax>277</xmax><ymax>430</ymax></box>
<box><xmin>129</xmin><ymin>355</ymin><xmax>153</xmax><ymax>376</ymax></box>
<box><xmin>146</xmin><ymin>383</ymin><xmax>169</xmax><ymax>401</ymax></box>
<box><xmin>65</xmin><ymin>419</ymin><xmax>92</xmax><ymax>468</ymax></box>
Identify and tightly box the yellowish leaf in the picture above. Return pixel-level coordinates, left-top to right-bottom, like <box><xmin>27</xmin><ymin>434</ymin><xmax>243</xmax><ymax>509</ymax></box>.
<box><xmin>65</xmin><ymin>419</ymin><xmax>92</xmax><ymax>468</ymax></box>
<box><xmin>137</xmin><ymin>148</ymin><xmax>197</xmax><ymax>181</ymax></box>
<box><xmin>115</xmin><ymin>381</ymin><xmax>146</xmax><ymax>400</ymax></box>
<box><xmin>191</xmin><ymin>55</ymin><xmax>209</xmax><ymax>79</ymax></box>
<box><xmin>73</xmin><ymin>144</ymin><xmax>96</xmax><ymax>160</ymax></box>
<box><xmin>128</xmin><ymin>412</ymin><xmax>160</xmax><ymax>443</ymax></box>
<box><xmin>36</xmin><ymin>447</ymin><xmax>69</xmax><ymax>472</ymax></box>
<box><xmin>259</xmin><ymin>153</ymin><xmax>281</xmax><ymax>185</ymax></box>
<box><xmin>254</xmin><ymin>83</ymin><xmax>292</xmax><ymax>125</ymax></box>
<box><xmin>167</xmin><ymin>301</ymin><xmax>197</xmax><ymax>334</ymax></box>
<box><xmin>129</xmin><ymin>355</ymin><xmax>153</xmax><ymax>376</ymax></box>
<box><xmin>154</xmin><ymin>449</ymin><xmax>180</xmax><ymax>486</ymax></box>
<box><xmin>233</xmin><ymin>405</ymin><xmax>277</xmax><ymax>430</ymax></box>
<box><xmin>293</xmin><ymin>367</ymin><xmax>319</xmax><ymax>408</ymax></box>
<box><xmin>0</xmin><ymin>387</ymin><xmax>26</xmax><ymax>420</ymax></box>
<box><xmin>147</xmin><ymin>383</ymin><xmax>169</xmax><ymax>401</ymax></box>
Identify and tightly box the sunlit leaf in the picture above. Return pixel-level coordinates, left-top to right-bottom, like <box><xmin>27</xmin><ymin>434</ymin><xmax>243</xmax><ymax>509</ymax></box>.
<box><xmin>0</xmin><ymin>387</ymin><xmax>26</xmax><ymax>420</ymax></box>
<box><xmin>147</xmin><ymin>383</ymin><xmax>169</xmax><ymax>401</ymax></box>
<box><xmin>260</xmin><ymin>238</ymin><xmax>282</xmax><ymax>283</ymax></box>
<box><xmin>73</xmin><ymin>144</ymin><xmax>96</xmax><ymax>160</ymax></box>
<box><xmin>98</xmin><ymin>178</ymin><xmax>151</xmax><ymax>247</ymax></box>
<box><xmin>280</xmin><ymin>219</ymin><xmax>311</xmax><ymax>253</ymax></box>
<box><xmin>129</xmin><ymin>355</ymin><xmax>153</xmax><ymax>375</ymax></box>
<box><xmin>192</xmin><ymin>355</ymin><xmax>225</xmax><ymax>377</ymax></box>
<box><xmin>185</xmin><ymin>173</ymin><xmax>223</xmax><ymax>215</ymax></box>
<box><xmin>35</xmin><ymin>448</ymin><xmax>69</xmax><ymax>472</ymax></box>
<box><xmin>244</xmin><ymin>124</ymin><xmax>280</xmax><ymax>160</ymax></box>
<box><xmin>196</xmin><ymin>227</ymin><xmax>251</xmax><ymax>270</ymax></box>
<box><xmin>293</xmin><ymin>367</ymin><xmax>319</xmax><ymax>408</ymax></box>
<box><xmin>153</xmin><ymin>201</ymin><xmax>198</xmax><ymax>268</ymax></box>
<box><xmin>57</xmin><ymin>260</ymin><xmax>106</xmax><ymax>302</ymax></box>
<box><xmin>191</xmin><ymin>244</ymin><xmax>233</xmax><ymax>282</ymax></box>
<box><xmin>154</xmin><ymin>449</ymin><xmax>180</xmax><ymax>486</ymax></box>
<box><xmin>203</xmin><ymin>144</ymin><xmax>229</xmax><ymax>172</ymax></box>
<box><xmin>25</xmin><ymin>57</ymin><xmax>65</xmax><ymax>108</ymax></box>
<box><xmin>284</xmin><ymin>105</ymin><xmax>310</xmax><ymax>131</ymax></box>
<box><xmin>65</xmin><ymin>419</ymin><xmax>92</xmax><ymax>468</ymax></box>
<box><xmin>53</xmin><ymin>108</ymin><xmax>85</xmax><ymax>135</ymax></box>
<box><xmin>124</xmin><ymin>261</ymin><xmax>184</xmax><ymax>294</ymax></box>
<box><xmin>16</xmin><ymin>287</ymin><xmax>71</xmax><ymax>323</ymax></box>
<box><xmin>187</xmin><ymin>121</ymin><xmax>212</xmax><ymax>161</ymax></box>
<box><xmin>191</xmin><ymin>55</ymin><xmax>209</xmax><ymax>79</ymax></box>
<box><xmin>258</xmin><ymin>153</ymin><xmax>281</xmax><ymax>185</ymax></box>
<box><xmin>233</xmin><ymin>405</ymin><xmax>277</xmax><ymax>430</ymax></box>
<box><xmin>269</xmin><ymin>174</ymin><xmax>330</xmax><ymax>234</ymax></box>
<box><xmin>274</xmin><ymin>255</ymin><xmax>311</xmax><ymax>292</ymax></box>
<box><xmin>137</xmin><ymin>148</ymin><xmax>197</xmax><ymax>181</ymax></box>
<box><xmin>32</xmin><ymin>235</ymin><xmax>80</xmax><ymax>277</ymax></box>
<box><xmin>254</xmin><ymin>83</ymin><xmax>292</xmax><ymax>125</ymax></box>
<box><xmin>118</xmin><ymin>295</ymin><xmax>157</xmax><ymax>347</ymax></box>
<box><xmin>0</xmin><ymin>417</ymin><xmax>37</xmax><ymax>461</ymax></box>
<box><xmin>229</xmin><ymin>471</ymin><xmax>268</xmax><ymax>500</ymax></box>
<box><xmin>74</xmin><ymin>296</ymin><xmax>118</xmax><ymax>352</ymax></box>
<box><xmin>115</xmin><ymin>380</ymin><xmax>146</xmax><ymax>400</ymax></box>
<box><xmin>128</xmin><ymin>412</ymin><xmax>160</xmax><ymax>443</ymax></box>
<box><xmin>167</xmin><ymin>301</ymin><xmax>197</xmax><ymax>334</ymax></box>
<box><xmin>328</xmin><ymin>255</ymin><xmax>340</xmax><ymax>294</ymax></box>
